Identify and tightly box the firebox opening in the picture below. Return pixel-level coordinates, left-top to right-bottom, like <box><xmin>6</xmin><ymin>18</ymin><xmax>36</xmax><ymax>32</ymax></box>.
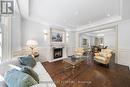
<box><xmin>53</xmin><ymin>48</ymin><xmax>63</xmax><ymax>59</ymax></box>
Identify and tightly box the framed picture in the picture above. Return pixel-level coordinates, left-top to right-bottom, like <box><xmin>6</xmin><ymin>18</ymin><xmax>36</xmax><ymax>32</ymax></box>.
<box><xmin>82</xmin><ymin>38</ymin><xmax>87</xmax><ymax>45</ymax></box>
<box><xmin>50</xmin><ymin>28</ymin><xmax>65</xmax><ymax>43</ymax></box>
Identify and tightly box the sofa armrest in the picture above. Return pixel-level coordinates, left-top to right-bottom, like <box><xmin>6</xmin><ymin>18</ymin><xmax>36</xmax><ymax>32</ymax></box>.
<box><xmin>33</xmin><ymin>62</ymin><xmax>56</xmax><ymax>87</ymax></box>
<box><xmin>106</xmin><ymin>54</ymin><xmax>112</xmax><ymax>58</ymax></box>
<box><xmin>94</xmin><ymin>53</ymin><xmax>100</xmax><ymax>56</ymax></box>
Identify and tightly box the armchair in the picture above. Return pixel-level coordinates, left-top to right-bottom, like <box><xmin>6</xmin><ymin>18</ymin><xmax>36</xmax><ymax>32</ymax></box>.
<box><xmin>94</xmin><ymin>48</ymin><xmax>112</xmax><ymax>67</ymax></box>
<box><xmin>74</xmin><ymin>48</ymin><xmax>85</xmax><ymax>57</ymax></box>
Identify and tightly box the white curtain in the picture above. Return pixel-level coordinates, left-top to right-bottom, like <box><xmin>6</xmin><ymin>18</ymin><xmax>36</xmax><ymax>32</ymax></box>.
<box><xmin>1</xmin><ymin>17</ymin><xmax>12</xmax><ymax>62</ymax></box>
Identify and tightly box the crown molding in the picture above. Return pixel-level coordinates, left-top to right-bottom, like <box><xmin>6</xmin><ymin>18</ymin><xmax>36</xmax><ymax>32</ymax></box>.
<box><xmin>22</xmin><ymin>16</ymin><xmax>76</xmax><ymax>32</ymax></box>
<box><xmin>76</xmin><ymin>15</ymin><xmax>122</xmax><ymax>32</ymax></box>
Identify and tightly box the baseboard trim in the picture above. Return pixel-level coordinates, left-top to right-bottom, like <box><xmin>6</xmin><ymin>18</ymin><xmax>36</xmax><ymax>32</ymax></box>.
<box><xmin>49</xmin><ymin>57</ymin><xmax>67</xmax><ymax>62</ymax></box>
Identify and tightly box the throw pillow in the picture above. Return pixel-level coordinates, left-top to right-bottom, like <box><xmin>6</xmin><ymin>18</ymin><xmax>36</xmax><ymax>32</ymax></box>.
<box><xmin>21</xmin><ymin>66</ymin><xmax>39</xmax><ymax>83</ymax></box>
<box><xmin>4</xmin><ymin>69</ymin><xmax>38</xmax><ymax>87</ymax></box>
<box><xmin>18</xmin><ymin>55</ymin><xmax>36</xmax><ymax>68</ymax></box>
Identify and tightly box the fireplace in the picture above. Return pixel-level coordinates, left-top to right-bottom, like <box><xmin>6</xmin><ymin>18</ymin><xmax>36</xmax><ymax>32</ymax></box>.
<box><xmin>53</xmin><ymin>48</ymin><xmax>63</xmax><ymax>59</ymax></box>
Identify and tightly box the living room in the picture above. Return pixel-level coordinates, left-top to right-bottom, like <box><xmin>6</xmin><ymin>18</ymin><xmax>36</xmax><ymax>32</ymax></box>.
<box><xmin>0</xmin><ymin>0</ymin><xmax>130</xmax><ymax>87</ymax></box>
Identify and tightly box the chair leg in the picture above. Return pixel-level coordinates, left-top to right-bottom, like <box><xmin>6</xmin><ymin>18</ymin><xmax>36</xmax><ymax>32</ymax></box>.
<box><xmin>106</xmin><ymin>64</ymin><xmax>109</xmax><ymax>68</ymax></box>
<box><xmin>94</xmin><ymin>60</ymin><xmax>96</xmax><ymax>64</ymax></box>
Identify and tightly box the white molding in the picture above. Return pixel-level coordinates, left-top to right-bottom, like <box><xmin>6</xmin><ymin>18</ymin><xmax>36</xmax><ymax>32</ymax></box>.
<box><xmin>49</xmin><ymin>57</ymin><xmax>67</xmax><ymax>62</ymax></box>
<box><xmin>23</xmin><ymin>16</ymin><xmax>76</xmax><ymax>32</ymax></box>
<box><xmin>118</xmin><ymin>49</ymin><xmax>130</xmax><ymax>67</ymax></box>
<box><xmin>77</xmin><ymin>15</ymin><xmax>122</xmax><ymax>32</ymax></box>
<box><xmin>49</xmin><ymin>45</ymin><xmax>67</xmax><ymax>62</ymax></box>
<box><xmin>23</xmin><ymin>15</ymin><xmax>122</xmax><ymax>32</ymax></box>
<box><xmin>15</xmin><ymin>0</ymin><xmax>21</xmax><ymax>16</ymax></box>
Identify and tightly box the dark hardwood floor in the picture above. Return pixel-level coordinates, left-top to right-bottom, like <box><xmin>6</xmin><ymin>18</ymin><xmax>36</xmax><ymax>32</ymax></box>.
<box><xmin>42</xmin><ymin>59</ymin><xmax>130</xmax><ymax>87</ymax></box>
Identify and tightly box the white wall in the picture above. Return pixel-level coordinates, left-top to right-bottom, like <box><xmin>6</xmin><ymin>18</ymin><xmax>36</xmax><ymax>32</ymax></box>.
<box><xmin>122</xmin><ymin>0</ymin><xmax>130</xmax><ymax>20</ymax></box>
<box><xmin>21</xmin><ymin>18</ymin><xmax>76</xmax><ymax>61</ymax></box>
<box><xmin>104</xmin><ymin>30</ymin><xmax>116</xmax><ymax>51</ymax></box>
<box><xmin>118</xmin><ymin>19</ymin><xmax>130</xmax><ymax>68</ymax></box>
<box><xmin>22</xmin><ymin>18</ymin><xmax>50</xmax><ymax>62</ymax></box>
<box><xmin>66</xmin><ymin>31</ymin><xmax>76</xmax><ymax>56</ymax></box>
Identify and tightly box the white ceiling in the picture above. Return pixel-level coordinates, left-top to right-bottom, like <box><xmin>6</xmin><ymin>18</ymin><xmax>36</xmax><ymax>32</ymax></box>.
<box><xmin>29</xmin><ymin>0</ymin><xmax>120</xmax><ymax>29</ymax></box>
<box><xmin>18</xmin><ymin>0</ymin><xmax>121</xmax><ymax>30</ymax></box>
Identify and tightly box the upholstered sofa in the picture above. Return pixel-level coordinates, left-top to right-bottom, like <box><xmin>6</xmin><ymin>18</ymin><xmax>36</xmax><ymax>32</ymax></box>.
<box><xmin>0</xmin><ymin>58</ymin><xmax>56</xmax><ymax>87</ymax></box>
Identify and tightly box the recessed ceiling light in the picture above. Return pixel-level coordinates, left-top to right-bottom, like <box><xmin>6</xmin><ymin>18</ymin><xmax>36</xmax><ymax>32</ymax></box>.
<box><xmin>107</xmin><ymin>14</ymin><xmax>111</xmax><ymax>17</ymax></box>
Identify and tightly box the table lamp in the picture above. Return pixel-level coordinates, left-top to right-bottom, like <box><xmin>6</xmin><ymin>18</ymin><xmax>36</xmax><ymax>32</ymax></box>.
<box><xmin>26</xmin><ymin>40</ymin><xmax>38</xmax><ymax>54</ymax></box>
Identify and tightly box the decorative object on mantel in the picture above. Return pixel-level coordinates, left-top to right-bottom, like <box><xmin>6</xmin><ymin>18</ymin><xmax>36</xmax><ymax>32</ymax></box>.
<box><xmin>50</xmin><ymin>28</ymin><xmax>66</xmax><ymax>44</ymax></box>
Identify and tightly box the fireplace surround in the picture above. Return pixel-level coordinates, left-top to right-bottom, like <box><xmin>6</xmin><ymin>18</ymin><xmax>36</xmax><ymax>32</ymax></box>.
<box><xmin>50</xmin><ymin>44</ymin><xmax>67</xmax><ymax>62</ymax></box>
<box><xmin>53</xmin><ymin>48</ymin><xmax>63</xmax><ymax>59</ymax></box>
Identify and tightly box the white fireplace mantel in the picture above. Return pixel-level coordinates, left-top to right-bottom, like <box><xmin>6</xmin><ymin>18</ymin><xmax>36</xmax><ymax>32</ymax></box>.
<box><xmin>49</xmin><ymin>43</ymin><xmax>67</xmax><ymax>62</ymax></box>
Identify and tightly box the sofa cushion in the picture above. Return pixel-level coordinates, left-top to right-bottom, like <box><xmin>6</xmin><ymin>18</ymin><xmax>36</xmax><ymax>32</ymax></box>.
<box><xmin>4</xmin><ymin>69</ymin><xmax>38</xmax><ymax>87</ymax></box>
<box><xmin>18</xmin><ymin>55</ymin><xmax>36</xmax><ymax>68</ymax></box>
<box><xmin>21</xmin><ymin>66</ymin><xmax>39</xmax><ymax>83</ymax></box>
<box><xmin>99</xmin><ymin>52</ymin><xmax>107</xmax><ymax>58</ymax></box>
<box><xmin>95</xmin><ymin>56</ymin><xmax>106</xmax><ymax>61</ymax></box>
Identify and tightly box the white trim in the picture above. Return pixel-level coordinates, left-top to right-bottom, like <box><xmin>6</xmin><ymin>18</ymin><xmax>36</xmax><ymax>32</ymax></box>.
<box><xmin>23</xmin><ymin>16</ymin><xmax>75</xmax><ymax>32</ymax></box>
<box><xmin>118</xmin><ymin>49</ymin><xmax>130</xmax><ymax>67</ymax></box>
<box><xmin>78</xmin><ymin>22</ymin><xmax>119</xmax><ymax>34</ymax></box>
<box><xmin>49</xmin><ymin>57</ymin><xmax>67</xmax><ymax>62</ymax></box>
<box><xmin>77</xmin><ymin>15</ymin><xmax>122</xmax><ymax>31</ymax></box>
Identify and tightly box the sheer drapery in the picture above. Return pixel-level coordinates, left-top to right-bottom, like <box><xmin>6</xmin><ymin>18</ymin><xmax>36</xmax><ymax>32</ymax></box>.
<box><xmin>1</xmin><ymin>17</ymin><xmax>12</xmax><ymax>62</ymax></box>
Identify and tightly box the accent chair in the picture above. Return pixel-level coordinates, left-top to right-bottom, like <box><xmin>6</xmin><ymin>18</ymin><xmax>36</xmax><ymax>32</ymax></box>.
<box><xmin>94</xmin><ymin>48</ymin><xmax>112</xmax><ymax>67</ymax></box>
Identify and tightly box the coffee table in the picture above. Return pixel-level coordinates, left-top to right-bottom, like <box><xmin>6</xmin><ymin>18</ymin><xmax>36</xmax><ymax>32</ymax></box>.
<box><xmin>63</xmin><ymin>56</ymin><xmax>87</xmax><ymax>69</ymax></box>
<box><xmin>62</xmin><ymin>56</ymin><xmax>87</xmax><ymax>79</ymax></box>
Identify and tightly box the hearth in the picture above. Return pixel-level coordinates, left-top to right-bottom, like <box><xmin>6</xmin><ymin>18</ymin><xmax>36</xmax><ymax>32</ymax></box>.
<box><xmin>53</xmin><ymin>48</ymin><xmax>63</xmax><ymax>59</ymax></box>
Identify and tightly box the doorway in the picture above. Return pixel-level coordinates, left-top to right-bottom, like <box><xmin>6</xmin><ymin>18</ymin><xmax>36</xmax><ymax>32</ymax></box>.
<box><xmin>79</xmin><ymin>26</ymin><xmax>118</xmax><ymax>63</ymax></box>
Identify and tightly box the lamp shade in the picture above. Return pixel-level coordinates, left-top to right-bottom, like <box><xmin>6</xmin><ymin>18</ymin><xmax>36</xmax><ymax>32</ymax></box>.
<box><xmin>26</xmin><ymin>40</ymin><xmax>38</xmax><ymax>47</ymax></box>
